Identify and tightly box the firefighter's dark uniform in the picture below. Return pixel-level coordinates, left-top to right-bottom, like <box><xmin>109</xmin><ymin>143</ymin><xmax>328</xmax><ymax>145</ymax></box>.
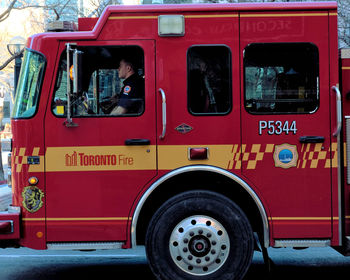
<box><xmin>117</xmin><ymin>73</ymin><xmax>144</xmax><ymax>114</ymax></box>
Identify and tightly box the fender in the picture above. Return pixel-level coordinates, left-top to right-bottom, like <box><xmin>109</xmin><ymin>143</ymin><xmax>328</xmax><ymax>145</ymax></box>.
<box><xmin>131</xmin><ymin>165</ymin><xmax>270</xmax><ymax>248</ymax></box>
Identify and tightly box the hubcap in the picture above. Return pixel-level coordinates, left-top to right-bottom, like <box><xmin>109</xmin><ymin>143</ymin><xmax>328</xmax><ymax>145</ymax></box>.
<box><xmin>169</xmin><ymin>215</ymin><xmax>230</xmax><ymax>276</ymax></box>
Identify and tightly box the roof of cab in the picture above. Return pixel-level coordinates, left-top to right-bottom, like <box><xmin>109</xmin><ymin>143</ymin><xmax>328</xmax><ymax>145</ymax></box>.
<box><xmin>26</xmin><ymin>2</ymin><xmax>337</xmax><ymax>49</ymax></box>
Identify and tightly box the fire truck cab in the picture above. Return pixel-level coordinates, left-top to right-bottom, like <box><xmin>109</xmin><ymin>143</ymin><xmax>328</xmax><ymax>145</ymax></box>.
<box><xmin>1</xmin><ymin>2</ymin><xmax>350</xmax><ymax>279</ymax></box>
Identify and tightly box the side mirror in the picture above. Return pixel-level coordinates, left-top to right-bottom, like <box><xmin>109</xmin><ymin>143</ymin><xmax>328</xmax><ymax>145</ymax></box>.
<box><xmin>71</xmin><ymin>48</ymin><xmax>83</xmax><ymax>95</ymax></box>
<box><xmin>65</xmin><ymin>43</ymin><xmax>83</xmax><ymax>127</ymax></box>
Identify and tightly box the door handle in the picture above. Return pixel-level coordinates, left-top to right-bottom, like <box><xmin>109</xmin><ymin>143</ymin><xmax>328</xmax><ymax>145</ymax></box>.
<box><xmin>159</xmin><ymin>88</ymin><xmax>166</xmax><ymax>139</ymax></box>
<box><xmin>332</xmin><ymin>86</ymin><xmax>342</xmax><ymax>137</ymax></box>
<box><xmin>125</xmin><ymin>139</ymin><xmax>151</xmax><ymax>146</ymax></box>
<box><xmin>299</xmin><ymin>136</ymin><xmax>325</xmax><ymax>143</ymax></box>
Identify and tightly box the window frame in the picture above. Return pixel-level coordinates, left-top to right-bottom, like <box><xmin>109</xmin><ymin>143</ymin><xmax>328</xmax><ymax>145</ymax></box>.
<box><xmin>243</xmin><ymin>42</ymin><xmax>320</xmax><ymax>115</ymax></box>
<box><xmin>51</xmin><ymin>45</ymin><xmax>145</xmax><ymax>118</ymax></box>
<box><xmin>187</xmin><ymin>44</ymin><xmax>233</xmax><ymax>116</ymax></box>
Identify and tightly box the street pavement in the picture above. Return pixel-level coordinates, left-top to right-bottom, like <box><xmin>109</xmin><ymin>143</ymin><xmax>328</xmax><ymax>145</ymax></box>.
<box><xmin>0</xmin><ymin>246</ymin><xmax>349</xmax><ymax>280</ymax></box>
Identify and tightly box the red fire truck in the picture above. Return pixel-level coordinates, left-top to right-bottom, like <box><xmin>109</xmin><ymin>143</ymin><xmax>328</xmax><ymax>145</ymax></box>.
<box><xmin>1</xmin><ymin>1</ymin><xmax>350</xmax><ymax>279</ymax></box>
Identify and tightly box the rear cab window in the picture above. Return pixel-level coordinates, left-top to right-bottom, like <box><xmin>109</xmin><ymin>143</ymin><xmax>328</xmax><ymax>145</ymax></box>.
<box><xmin>187</xmin><ymin>45</ymin><xmax>232</xmax><ymax>115</ymax></box>
<box><xmin>244</xmin><ymin>43</ymin><xmax>319</xmax><ymax>114</ymax></box>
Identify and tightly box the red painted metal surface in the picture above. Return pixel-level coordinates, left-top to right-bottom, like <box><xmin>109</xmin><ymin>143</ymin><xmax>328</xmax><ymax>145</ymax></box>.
<box><xmin>78</xmin><ymin>17</ymin><xmax>98</xmax><ymax>31</ymax></box>
<box><xmin>9</xmin><ymin>2</ymin><xmax>344</xmax><ymax>250</ymax></box>
<box><xmin>341</xmin><ymin>50</ymin><xmax>350</xmax><ymax>236</ymax></box>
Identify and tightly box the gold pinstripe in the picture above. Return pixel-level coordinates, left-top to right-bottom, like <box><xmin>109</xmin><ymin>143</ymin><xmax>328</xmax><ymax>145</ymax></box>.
<box><xmin>108</xmin><ymin>12</ymin><xmax>333</xmax><ymax>21</ymax></box>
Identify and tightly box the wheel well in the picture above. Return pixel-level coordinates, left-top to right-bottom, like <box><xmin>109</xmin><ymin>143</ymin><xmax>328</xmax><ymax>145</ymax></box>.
<box><xmin>135</xmin><ymin>170</ymin><xmax>265</xmax><ymax>245</ymax></box>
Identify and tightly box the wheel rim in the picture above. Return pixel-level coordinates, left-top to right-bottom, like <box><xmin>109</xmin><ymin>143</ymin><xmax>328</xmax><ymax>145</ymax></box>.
<box><xmin>169</xmin><ymin>215</ymin><xmax>230</xmax><ymax>276</ymax></box>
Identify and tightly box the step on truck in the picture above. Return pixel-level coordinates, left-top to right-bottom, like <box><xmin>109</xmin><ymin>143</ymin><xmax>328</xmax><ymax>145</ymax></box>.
<box><xmin>1</xmin><ymin>2</ymin><xmax>350</xmax><ymax>280</ymax></box>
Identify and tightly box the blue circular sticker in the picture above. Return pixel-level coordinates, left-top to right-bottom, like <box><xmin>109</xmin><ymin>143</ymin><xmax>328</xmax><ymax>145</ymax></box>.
<box><xmin>278</xmin><ymin>149</ymin><xmax>294</xmax><ymax>164</ymax></box>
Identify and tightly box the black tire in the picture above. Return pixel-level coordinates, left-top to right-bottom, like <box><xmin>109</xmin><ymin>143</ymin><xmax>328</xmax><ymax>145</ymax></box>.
<box><xmin>145</xmin><ymin>190</ymin><xmax>254</xmax><ymax>280</ymax></box>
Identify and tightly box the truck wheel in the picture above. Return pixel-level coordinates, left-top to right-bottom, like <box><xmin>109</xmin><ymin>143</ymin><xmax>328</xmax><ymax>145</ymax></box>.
<box><xmin>145</xmin><ymin>190</ymin><xmax>254</xmax><ymax>280</ymax></box>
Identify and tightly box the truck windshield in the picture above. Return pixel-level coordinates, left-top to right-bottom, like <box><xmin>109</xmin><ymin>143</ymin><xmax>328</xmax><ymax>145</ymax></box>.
<box><xmin>12</xmin><ymin>49</ymin><xmax>46</xmax><ymax>119</ymax></box>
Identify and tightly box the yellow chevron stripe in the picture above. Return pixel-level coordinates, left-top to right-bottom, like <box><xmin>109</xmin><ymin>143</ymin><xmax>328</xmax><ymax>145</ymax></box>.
<box><xmin>14</xmin><ymin>143</ymin><xmax>339</xmax><ymax>173</ymax></box>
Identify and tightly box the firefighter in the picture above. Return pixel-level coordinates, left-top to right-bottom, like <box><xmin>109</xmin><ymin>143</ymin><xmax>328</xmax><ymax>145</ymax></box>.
<box><xmin>189</xmin><ymin>57</ymin><xmax>218</xmax><ymax>113</ymax></box>
<box><xmin>108</xmin><ymin>58</ymin><xmax>144</xmax><ymax>115</ymax></box>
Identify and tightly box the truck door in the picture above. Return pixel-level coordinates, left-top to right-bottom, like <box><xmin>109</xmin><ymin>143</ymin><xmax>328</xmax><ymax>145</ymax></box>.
<box><xmin>240</xmin><ymin>13</ymin><xmax>333</xmax><ymax>239</ymax></box>
<box><xmin>44</xmin><ymin>41</ymin><xmax>156</xmax><ymax>242</ymax></box>
<box><xmin>156</xmin><ymin>13</ymin><xmax>240</xmax><ymax>174</ymax></box>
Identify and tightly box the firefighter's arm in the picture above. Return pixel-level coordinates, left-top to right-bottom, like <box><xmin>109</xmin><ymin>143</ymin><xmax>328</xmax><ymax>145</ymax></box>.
<box><xmin>111</xmin><ymin>87</ymin><xmax>132</xmax><ymax>115</ymax></box>
<box><xmin>110</xmin><ymin>105</ymin><xmax>127</xmax><ymax>115</ymax></box>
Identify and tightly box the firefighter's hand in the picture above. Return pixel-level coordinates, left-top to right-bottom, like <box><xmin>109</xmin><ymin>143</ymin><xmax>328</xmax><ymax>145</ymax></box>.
<box><xmin>110</xmin><ymin>95</ymin><xmax>118</xmax><ymax>103</ymax></box>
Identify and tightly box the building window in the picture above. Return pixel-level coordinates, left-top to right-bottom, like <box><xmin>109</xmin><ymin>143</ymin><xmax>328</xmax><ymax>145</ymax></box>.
<box><xmin>187</xmin><ymin>45</ymin><xmax>232</xmax><ymax>115</ymax></box>
<box><xmin>244</xmin><ymin>43</ymin><xmax>319</xmax><ymax>114</ymax></box>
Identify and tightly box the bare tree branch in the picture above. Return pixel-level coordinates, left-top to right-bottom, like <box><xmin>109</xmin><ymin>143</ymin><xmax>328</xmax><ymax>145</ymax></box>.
<box><xmin>0</xmin><ymin>49</ymin><xmax>24</xmax><ymax>71</ymax></box>
<box><xmin>0</xmin><ymin>0</ymin><xmax>17</xmax><ymax>22</ymax></box>
<box><xmin>53</xmin><ymin>0</ymin><xmax>75</xmax><ymax>20</ymax></box>
<box><xmin>1</xmin><ymin>0</ymin><xmax>77</xmax><ymax>22</ymax></box>
<box><xmin>86</xmin><ymin>0</ymin><xmax>121</xmax><ymax>17</ymax></box>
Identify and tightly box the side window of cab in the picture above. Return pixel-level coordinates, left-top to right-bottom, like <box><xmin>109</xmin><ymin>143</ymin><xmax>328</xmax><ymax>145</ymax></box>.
<box><xmin>52</xmin><ymin>46</ymin><xmax>144</xmax><ymax>117</ymax></box>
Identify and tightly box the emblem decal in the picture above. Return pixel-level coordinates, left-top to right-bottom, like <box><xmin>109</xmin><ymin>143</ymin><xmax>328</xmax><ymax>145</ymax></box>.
<box><xmin>22</xmin><ymin>186</ymin><xmax>44</xmax><ymax>213</ymax></box>
<box><xmin>175</xmin><ymin>123</ymin><xmax>193</xmax><ymax>134</ymax></box>
<box><xmin>123</xmin><ymin>86</ymin><xmax>131</xmax><ymax>95</ymax></box>
<box><xmin>273</xmin><ymin>144</ymin><xmax>298</xmax><ymax>169</ymax></box>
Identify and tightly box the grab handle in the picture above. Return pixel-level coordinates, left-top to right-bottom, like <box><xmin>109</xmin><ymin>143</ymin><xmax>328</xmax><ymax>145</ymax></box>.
<box><xmin>332</xmin><ymin>86</ymin><xmax>342</xmax><ymax>137</ymax></box>
<box><xmin>159</xmin><ymin>88</ymin><xmax>167</xmax><ymax>140</ymax></box>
